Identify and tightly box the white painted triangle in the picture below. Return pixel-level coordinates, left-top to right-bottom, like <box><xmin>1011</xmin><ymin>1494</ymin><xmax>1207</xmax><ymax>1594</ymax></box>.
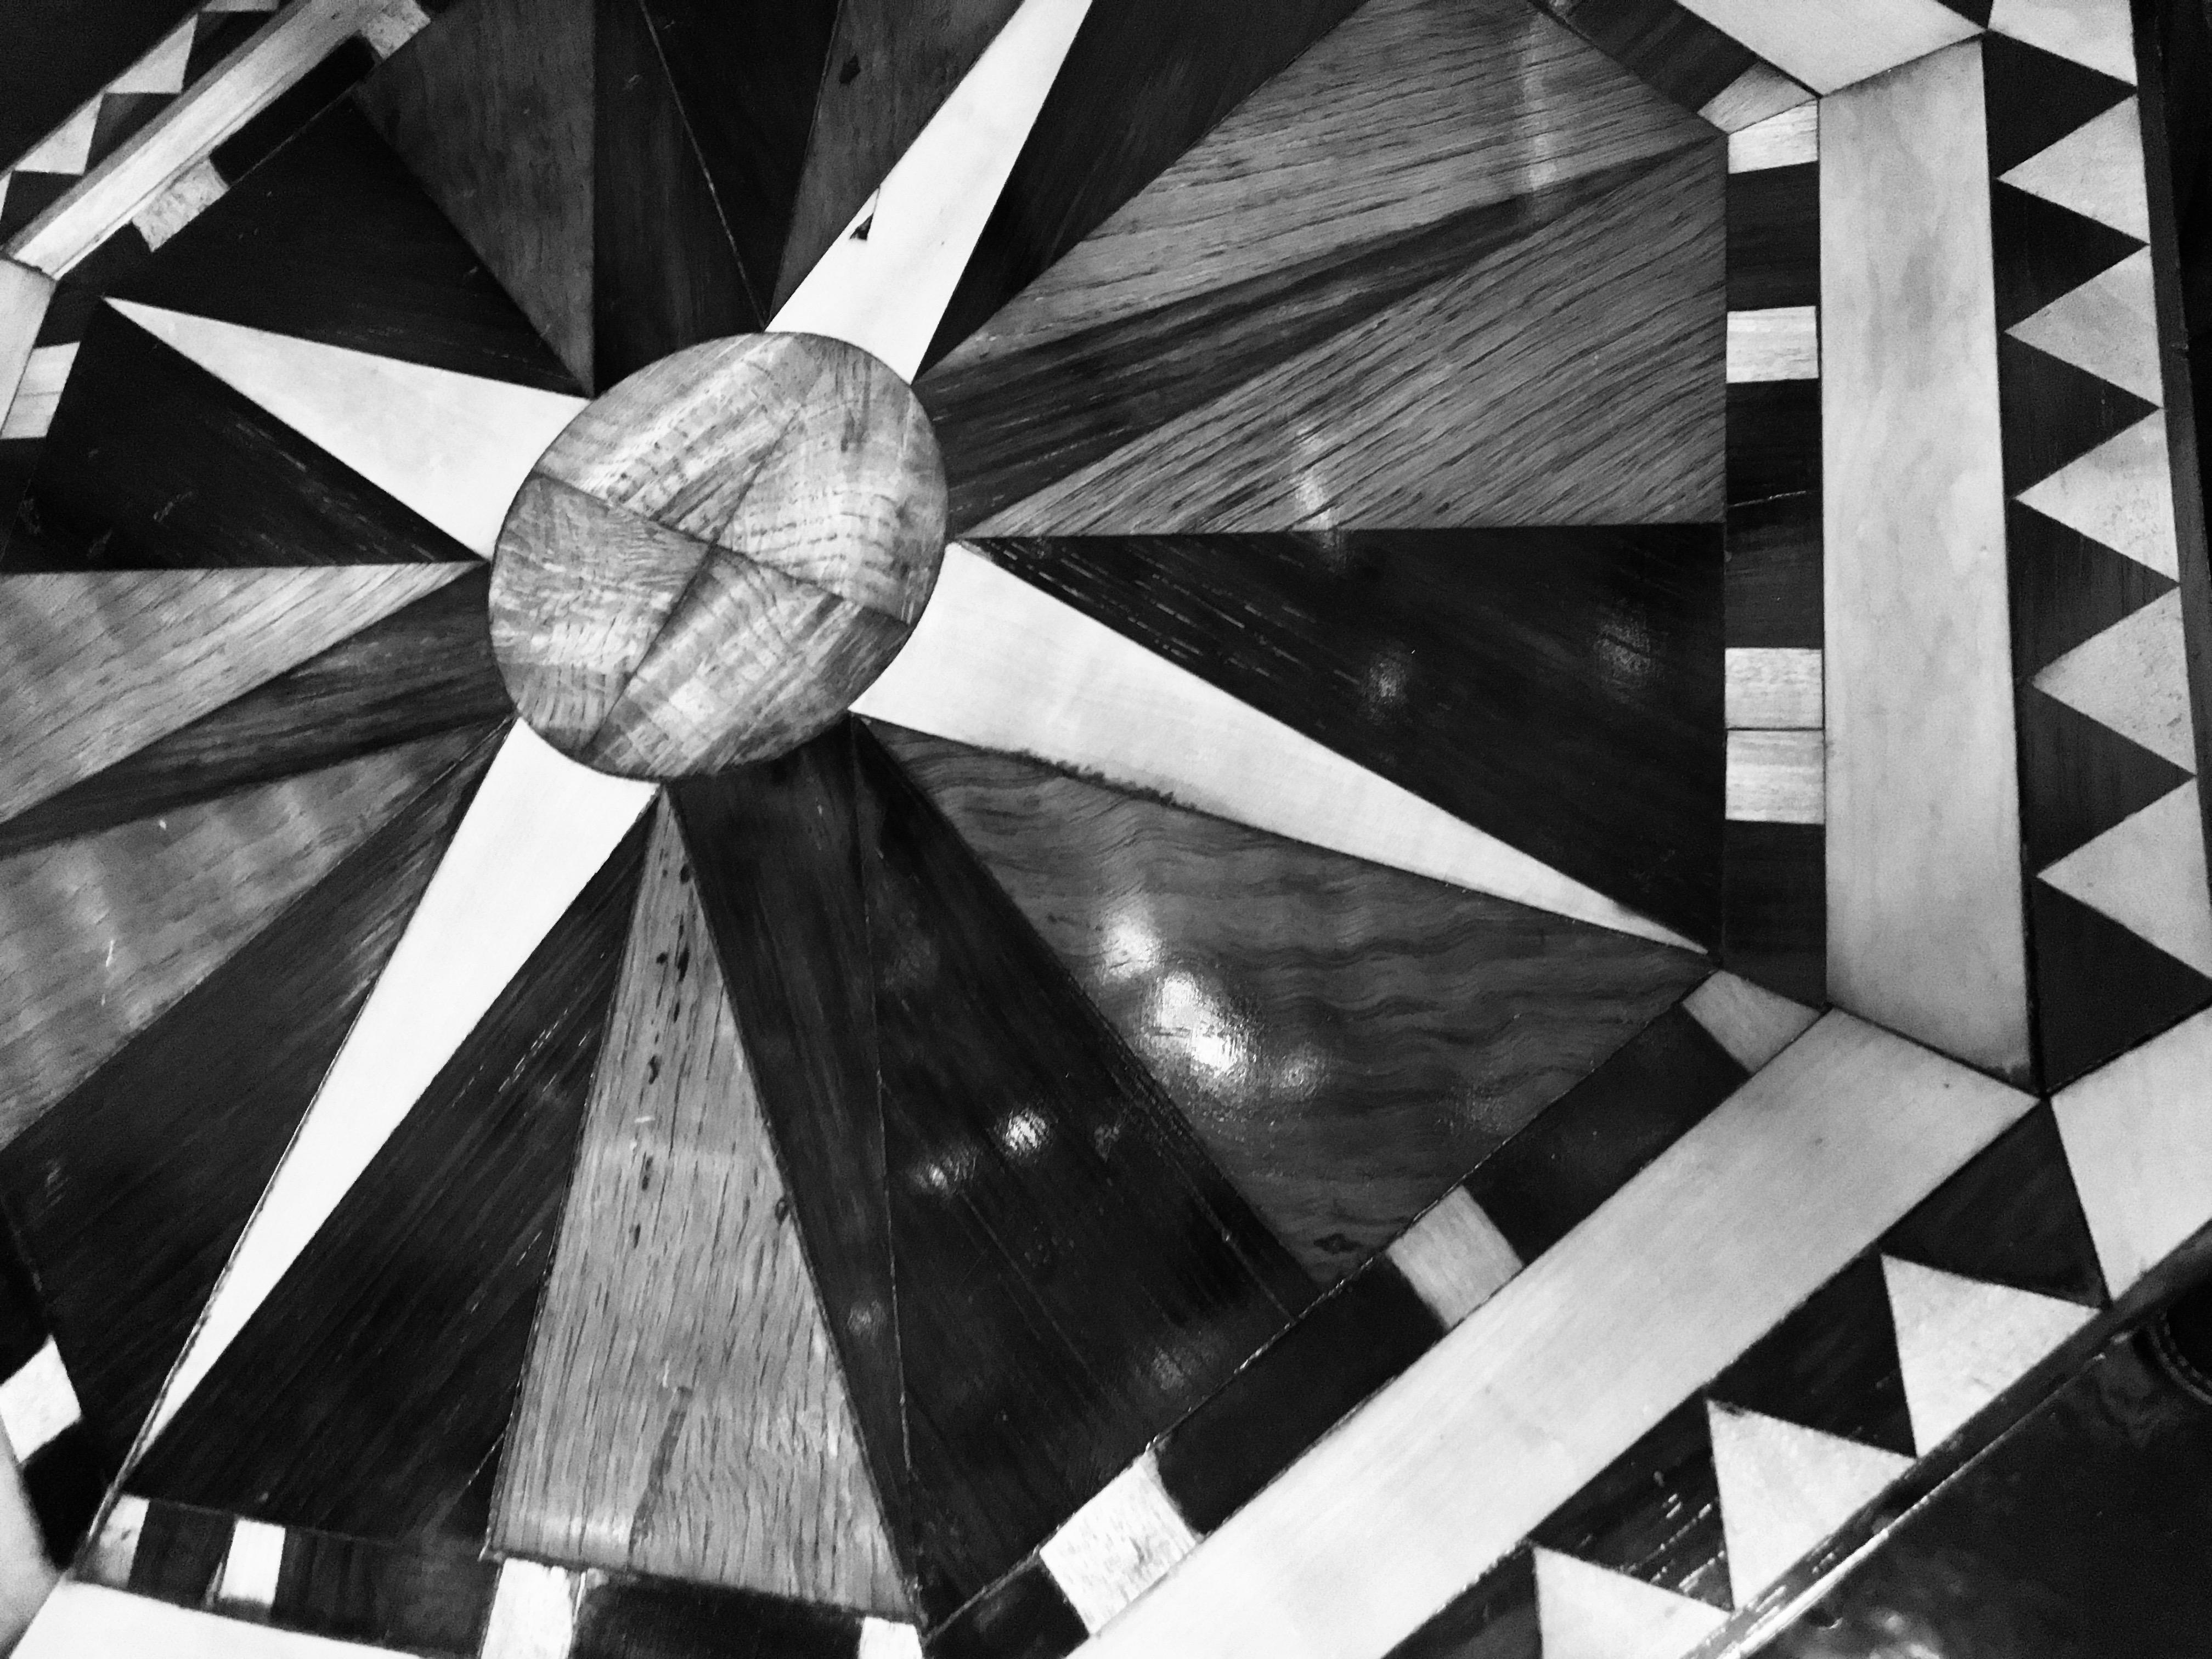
<box><xmin>1883</xmin><ymin>1257</ymin><xmax>2092</xmax><ymax>1452</ymax></box>
<box><xmin>2009</xmin><ymin>247</ymin><xmax>2161</xmax><ymax>404</ymax></box>
<box><xmin>2001</xmin><ymin>99</ymin><xmax>2150</xmax><ymax>240</ymax></box>
<box><xmin>2034</xmin><ymin>588</ymin><xmax>2194</xmax><ymax>769</ymax></box>
<box><xmin>1707</xmin><ymin>1402</ymin><xmax>1909</xmax><ymax>1604</ymax></box>
<box><xmin>2042</xmin><ymin>781</ymin><xmax>2212</xmax><ymax>972</ymax></box>
<box><xmin>1988</xmin><ymin>0</ymin><xmax>2137</xmax><ymax>85</ymax></box>
<box><xmin>143</xmin><ymin>723</ymin><xmax>655</xmax><ymax>1451</ymax></box>
<box><xmin>2053</xmin><ymin>1004</ymin><xmax>2212</xmax><ymax>1295</ymax></box>
<box><xmin>2016</xmin><ymin>410</ymin><xmax>2179</xmax><ymax>579</ymax></box>
<box><xmin>853</xmin><ymin>545</ymin><xmax>1696</xmax><ymax>947</ymax></box>
<box><xmin>1533</xmin><ymin>1549</ymin><xmax>1725</xmax><ymax>1659</ymax></box>
<box><xmin>108</xmin><ymin>301</ymin><xmax>585</xmax><ymax>556</ymax></box>
<box><xmin>18</xmin><ymin>103</ymin><xmax>101</xmax><ymax>177</ymax></box>
<box><xmin>111</xmin><ymin>16</ymin><xmax>199</xmax><ymax>95</ymax></box>
<box><xmin>770</xmin><ymin>0</ymin><xmax>1093</xmax><ymax>380</ymax></box>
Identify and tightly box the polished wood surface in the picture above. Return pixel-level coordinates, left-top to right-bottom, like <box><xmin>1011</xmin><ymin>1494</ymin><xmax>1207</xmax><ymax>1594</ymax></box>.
<box><xmin>495</xmin><ymin>803</ymin><xmax>910</xmax><ymax>1614</ymax></box>
<box><xmin>492</xmin><ymin>332</ymin><xmax>946</xmax><ymax>775</ymax></box>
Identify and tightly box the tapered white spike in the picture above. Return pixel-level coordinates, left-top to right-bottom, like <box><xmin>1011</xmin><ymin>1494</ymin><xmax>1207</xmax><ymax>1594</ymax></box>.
<box><xmin>770</xmin><ymin>0</ymin><xmax>1093</xmax><ymax>380</ymax></box>
<box><xmin>142</xmin><ymin>724</ymin><xmax>654</xmax><ymax>1449</ymax></box>
<box><xmin>854</xmin><ymin>546</ymin><xmax>1695</xmax><ymax>947</ymax></box>
<box><xmin>108</xmin><ymin>301</ymin><xmax>584</xmax><ymax>555</ymax></box>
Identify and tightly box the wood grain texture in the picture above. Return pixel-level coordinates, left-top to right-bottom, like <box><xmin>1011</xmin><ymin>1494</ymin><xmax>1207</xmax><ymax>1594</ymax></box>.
<box><xmin>876</xmin><ymin>728</ymin><xmax>1707</xmax><ymax>1281</ymax></box>
<box><xmin>108</xmin><ymin>100</ymin><xmax>577</xmax><ymax>391</ymax></box>
<box><xmin>916</xmin><ymin>0</ymin><xmax>1714</xmax><ymax>530</ymax></box>
<box><xmin>126</xmin><ymin>809</ymin><xmax>650</xmax><ymax>1548</ymax></box>
<box><xmin>1075</xmin><ymin>1014</ymin><xmax>2031</xmax><ymax>1659</ymax></box>
<box><xmin>0</xmin><ymin>732</ymin><xmax>481</xmax><ymax>1153</ymax></box>
<box><xmin>4</xmin><ymin>305</ymin><xmax>479</xmax><ymax>568</ymax></box>
<box><xmin>0</xmin><ymin>730</ymin><xmax>495</xmax><ymax>1472</ymax></box>
<box><xmin>0</xmin><ymin>563</ymin><xmax>459</xmax><ymax>824</ymax></box>
<box><xmin>970</xmin><ymin>143</ymin><xmax>1724</xmax><ymax>532</ymax></box>
<box><xmin>1824</xmin><ymin>43</ymin><xmax>2031</xmax><ymax>1080</ymax></box>
<box><xmin>494</xmin><ymin>801</ymin><xmax>909</xmax><ymax>1615</ymax></box>
<box><xmin>494</xmin><ymin>334</ymin><xmax>945</xmax><ymax>775</ymax></box>
<box><xmin>772</xmin><ymin>0</ymin><xmax>1026</xmax><ymax>310</ymax></box>
<box><xmin>0</xmin><ymin>570</ymin><xmax>506</xmax><ymax>859</ymax></box>
<box><xmin>969</xmin><ymin>527</ymin><xmax>1723</xmax><ymax>947</ymax></box>
<box><xmin>567</xmin><ymin>1572</ymin><xmax>862</xmax><ymax>1659</ymax></box>
<box><xmin>357</xmin><ymin>0</ymin><xmax>595</xmax><ymax>389</ymax></box>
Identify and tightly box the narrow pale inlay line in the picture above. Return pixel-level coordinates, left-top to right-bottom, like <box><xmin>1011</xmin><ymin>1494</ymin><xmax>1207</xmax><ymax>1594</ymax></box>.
<box><xmin>140</xmin><ymin>724</ymin><xmax>655</xmax><ymax>1452</ymax></box>
<box><xmin>106</xmin><ymin>301</ymin><xmax>586</xmax><ymax>556</ymax></box>
<box><xmin>769</xmin><ymin>0</ymin><xmax>1094</xmax><ymax>380</ymax></box>
<box><xmin>854</xmin><ymin>546</ymin><xmax>1697</xmax><ymax>947</ymax></box>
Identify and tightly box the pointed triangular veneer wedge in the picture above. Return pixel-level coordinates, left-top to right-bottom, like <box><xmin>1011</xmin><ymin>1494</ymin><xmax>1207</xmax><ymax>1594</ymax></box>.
<box><xmin>1532</xmin><ymin>1548</ymin><xmax>1726</xmax><ymax>1659</ymax></box>
<box><xmin>1882</xmin><ymin>1257</ymin><xmax>2093</xmax><ymax>1452</ymax></box>
<box><xmin>2033</xmin><ymin>588</ymin><xmax>2195</xmax><ymax>768</ymax></box>
<box><xmin>2030</xmin><ymin>877</ymin><xmax>2212</xmax><ymax>1089</ymax></box>
<box><xmin>1679</xmin><ymin>971</ymin><xmax>1821</xmax><ymax>1073</ymax></box>
<box><xmin>2015</xmin><ymin>684</ymin><xmax>2192</xmax><ymax>869</ymax></box>
<box><xmin>2001</xmin><ymin>99</ymin><xmax>2150</xmax><ymax>240</ymax></box>
<box><xmin>1990</xmin><ymin>181</ymin><xmax>2146</xmax><ymax>331</ymax></box>
<box><xmin>2016</xmin><ymin>412</ymin><xmax>2180</xmax><ymax>580</ymax></box>
<box><xmin>495</xmin><ymin>800</ymin><xmax>910</xmax><ymax>1615</ymax></box>
<box><xmin>1997</xmin><ymin>333</ymin><xmax>2158</xmax><ymax>496</ymax></box>
<box><xmin>853</xmin><ymin>546</ymin><xmax>1700</xmax><ymax>948</ymax></box>
<box><xmin>2042</xmin><ymin>782</ymin><xmax>2212</xmax><ymax>974</ymax></box>
<box><xmin>874</xmin><ymin>725</ymin><xmax>1707</xmax><ymax>1281</ymax></box>
<box><xmin>0</xmin><ymin>565</ymin><xmax>466</xmax><ymax>828</ymax></box>
<box><xmin>2009</xmin><ymin>247</ymin><xmax>2160</xmax><ymax>404</ymax></box>
<box><xmin>105</xmin><ymin>302</ymin><xmax>584</xmax><ymax>557</ymax></box>
<box><xmin>1707</xmin><ymin>1402</ymin><xmax>1909</xmax><ymax>1605</ymax></box>
<box><xmin>2053</xmin><ymin>1004</ymin><xmax>2212</xmax><ymax>1295</ymax></box>
<box><xmin>125</xmin><ymin>806</ymin><xmax>652</xmax><ymax>1547</ymax></box>
<box><xmin>0</xmin><ymin>732</ymin><xmax>489</xmax><ymax>1154</ymax></box>
<box><xmin>1981</xmin><ymin>28</ymin><xmax>2134</xmax><ymax>176</ymax></box>
<box><xmin>1988</xmin><ymin>0</ymin><xmax>2137</xmax><ymax>85</ymax></box>
<box><xmin>2006</xmin><ymin>499</ymin><xmax>2176</xmax><ymax>678</ymax></box>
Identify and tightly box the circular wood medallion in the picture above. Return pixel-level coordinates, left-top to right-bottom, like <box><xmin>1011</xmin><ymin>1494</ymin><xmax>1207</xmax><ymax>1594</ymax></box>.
<box><xmin>489</xmin><ymin>332</ymin><xmax>947</xmax><ymax>776</ymax></box>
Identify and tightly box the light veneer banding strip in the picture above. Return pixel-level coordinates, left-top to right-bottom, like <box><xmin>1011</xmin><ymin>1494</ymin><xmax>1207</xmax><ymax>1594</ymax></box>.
<box><xmin>478</xmin><ymin>1560</ymin><xmax>580</xmax><ymax>1659</ymax></box>
<box><xmin>108</xmin><ymin>302</ymin><xmax>586</xmax><ymax>557</ymax></box>
<box><xmin>0</xmin><ymin>1339</ymin><xmax>80</xmax><ymax>1463</ymax></box>
<box><xmin>1729</xmin><ymin>103</ymin><xmax>1818</xmax><ymax>173</ymax></box>
<box><xmin>141</xmin><ymin>724</ymin><xmax>655</xmax><ymax>1449</ymax></box>
<box><xmin>1726</xmin><ymin>729</ymin><xmax>1824</xmax><ymax>823</ymax></box>
<box><xmin>8</xmin><ymin>0</ymin><xmax>396</xmax><ymax>276</ymax></box>
<box><xmin>16</xmin><ymin>1583</ymin><xmax>415</xmax><ymax>1657</ymax></box>
<box><xmin>1700</xmin><ymin>63</ymin><xmax>1813</xmax><ymax>135</ymax></box>
<box><xmin>1726</xmin><ymin>307</ymin><xmax>1819</xmax><ymax>382</ymax></box>
<box><xmin>1039</xmin><ymin>1451</ymin><xmax>1199</xmax><ymax>1633</ymax></box>
<box><xmin>1384</xmin><ymin>1187</ymin><xmax>1522</xmax><ymax>1330</ymax></box>
<box><xmin>0</xmin><ymin>261</ymin><xmax>52</xmax><ymax>422</ymax></box>
<box><xmin>852</xmin><ymin>546</ymin><xmax>1696</xmax><ymax>947</ymax></box>
<box><xmin>1725</xmin><ymin>648</ymin><xmax>1823</xmax><ymax>727</ymax></box>
<box><xmin>1682</xmin><ymin>970</ymin><xmax>1820</xmax><ymax>1071</ymax></box>
<box><xmin>770</xmin><ymin>0</ymin><xmax>1094</xmax><ymax>380</ymax></box>
<box><xmin>1673</xmin><ymin>0</ymin><xmax>1979</xmax><ymax>95</ymax></box>
<box><xmin>1071</xmin><ymin>1013</ymin><xmax>2031</xmax><ymax>1659</ymax></box>
<box><xmin>213</xmin><ymin>1517</ymin><xmax>286</xmax><ymax>1615</ymax></box>
<box><xmin>1822</xmin><ymin>43</ymin><xmax>2030</xmax><ymax>1080</ymax></box>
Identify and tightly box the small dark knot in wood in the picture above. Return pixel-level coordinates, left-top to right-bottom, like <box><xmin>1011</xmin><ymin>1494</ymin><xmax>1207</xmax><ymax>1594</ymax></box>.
<box><xmin>489</xmin><ymin>332</ymin><xmax>947</xmax><ymax>776</ymax></box>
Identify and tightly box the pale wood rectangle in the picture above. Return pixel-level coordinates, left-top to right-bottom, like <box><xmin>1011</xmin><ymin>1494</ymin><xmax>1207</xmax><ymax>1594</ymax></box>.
<box><xmin>1729</xmin><ymin>102</ymin><xmax>1818</xmax><ymax>172</ymax></box>
<box><xmin>1727</xmin><ymin>729</ymin><xmax>1824</xmax><ymax>824</ymax></box>
<box><xmin>478</xmin><ymin>1561</ymin><xmax>579</xmax><ymax>1659</ymax></box>
<box><xmin>1676</xmin><ymin>0</ymin><xmax>1979</xmax><ymax>94</ymax></box>
<box><xmin>0</xmin><ymin>1340</ymin><xmax>78</xmax><ymax>1463</ymax></box>
<box><xmin>1683</xmin><ymin>970</ymin><xmax>1819</xmax><ymax>1072</ymax></box>
<box><xmin>1822</xmin><ymin>43</ymin><xmax>2030</xmax><ymax>1079</ymax></box>
<box><xmin>9</xmin><ymin>0</ymin><xmax>387</xmax><ymax>275</ymax></box>
<box><xmin>0</xmin><ymin>262</ymin><xmax>53</xmax><ymax>419</ymax></box>
<box><xmin>1074</xmin><ymin>1013</ymin><xmax>2032</xmax><ymax>1659</ymax></box>
<box><xmin>1725</xmin><ymin>647</ymin><xmax>1824</xmax><ymax>727</ymax></box>
<box><xmin>1385</xmin><ymin>1187</ymin><xmax>1521</xmax><ymax>1329</ymax></box>
<box><xmin>133</xmin><ymin>158</ymin><xmax>229</xmax><ymax>251</ymax></box>
<box><xmin>1727</xmin><ymin>306</ymin><xmax>1819</xmax><ymax>381</ymax></box>
<box><xmin>215</xmin><ymin>1519</ymin><xmax>286</xmax><ymax>1615</ymax></box>
<box><xmin>1040</xmin><ymin>1451</ymin><xmax>1199</xmax><ymax>1632</ymax></box>
<box><xmin>1702</xmin><ymin>63</ymin><xmax>1814</xmax><ymax>135</ymax></box>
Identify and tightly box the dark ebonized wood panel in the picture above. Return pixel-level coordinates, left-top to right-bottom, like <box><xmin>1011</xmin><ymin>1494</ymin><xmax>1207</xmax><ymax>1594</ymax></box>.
<box><xmin>1152</xmin><ymin>1266</ymin><xmax>1441</xmax><ymax>1533</ymax></box>
<box><xmin>670</xmin><ymin>730</ymin><xmax>915</xmax><ymax>1599</ymax></box>
<box><xmin>1460</xmin><ymin>1005</ymin><xmax>1746</xmax><ymax>1262</ymax></box>
<box><xmin>211</xmin><ymin>38</ymin><xmax>379</xmax><ymax>185</ymax></box>
<box><xmin>2008</xmin><ymin>500</ymin><xmax>2177</xmax><ymax>676</ymax></box>
<box><xmin>851</xmin><ymin>723</ymin><xmax>1310</xmax><ymax>1616</ymax></box>
<box><xmin>1726</xmin><ymin>379</ymin><xmax>1822</xmax><ymax>506</ymax></box>
<box><xmin>1528</xmin><ymin>1397</ymin><xmax>1727</xmax><ymax>1607</ymax></box>
<box><xmin>126</xmin><ymin>1499</ymin><xmax>230</xmax><ymax>1604</ymax></box>
<box><xmin>592</xmin><ymin>0</ymin><xmax>760</xmax><ymax>387</ymax></box>
<box><xmin>109</xmin><ymin>101</ymin><xmax>577</xmax><ymax>392</ymax></box>
<box><xmin>1726</xmin><ymin>162</ymin><xmax>1819</xmax><ymax>312</ymax></box>
<box><xmin>1722</xmin><ymin>819</ymin><xmax>1825</xmax><ymax>1004</ymax></box>
<box><xmin>1990</xmin><ymin>182</ymin><xmax>2144</xmax><ymax>333</ymax></box>
<box><xmin>1383</xmin><ymin>1548</ymin><xmax>1539</xmax><ymax>1659</ymax></box>
<box><xmin>0</xmin><ymin>729</ymin><xmax>498</xmax><ymax>1471</ymax></box>
<box><xmin>929</xmin><ymin>1556</ymin><xmax>1088</xmax><ymax>1659</ymax></box>
<box><xmin>1529</xmin><ymin>0</ymin><xmax>1756</xmax><ymax>114</ymax></box>
<box><xmin>974</xmin><ymin>529</ymin><xmax>1723</xmax><ymax>947</ymax></box>
<box><xmin>875</xmin><ymin>727</ymin><xmax>1706</xmax><ymax>1282</ymax></box>
<box><xmin>0</xmin><ymin>0</ymin><xmax>197</xmax><ymax>165</ymax></box>
<box><xmin>633</xmin><ymin>0</ymin><xmax>839</xmax><ymax>326</ymax></box>
<box><xmin>0</xmin><ymin>572</ymin><xmax>507</xmax><ymax>859</ymax></box>
<box><xmin>2016</xmin><ymin>689</ymin><xmax>2190</xmax><ymax>870</ymax></box>
<box><xmin>1997</xmin><ymin>333</ymin><xmax>2158</xmax><ymax>495</ymax></box>
<box><xmin>358</xmin><ymin>0</ymin><xmax>596</xmax><ymax>390</ymax></box>
<box><xmin>568</xmin><ymin>1572</ymin><xmax>861</xmax><ymax>1659</ymax></box>
<box><xmin>1758</xmin><ymin>1331</ymin><xmax>2212</xmax><ymax>1658</ymax></box>
<box><xmin>774</xmin><ymin>0</ymin><xmax>1026</xmax><ymax>309</ymax></box>
<box><xmin>1725</xmin><ymin>492</ymin><xmax>1823</xmax><ymax>650</ymax></box>
<box><xmin>126</xmin><ymin>806</ymin><xmax>650</xmax><ymax>1547</ymax></box>
<box><xmin>5</xmin><ymin>306</ymin><xmax>476</xmax><ymax>569</ymax></box>
<box><xmin>270</xmin><ymin>1528</ymin><xmax>496</xmax><ymax>1653</ymax></box>
<box><xmin>921</xmin><ymin>0</ymin><xmax>1367</xmax><ymax>370</ymax></box>
<box><xmin>2029</xmin><ymin>878</ymin><xmax>2212</xmax><ymax>1090</ymax></box>
<box><xmin>22</xmin><ymin>1427</ymin><xmax>104</xmax><ymax>1566</ymax></box>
